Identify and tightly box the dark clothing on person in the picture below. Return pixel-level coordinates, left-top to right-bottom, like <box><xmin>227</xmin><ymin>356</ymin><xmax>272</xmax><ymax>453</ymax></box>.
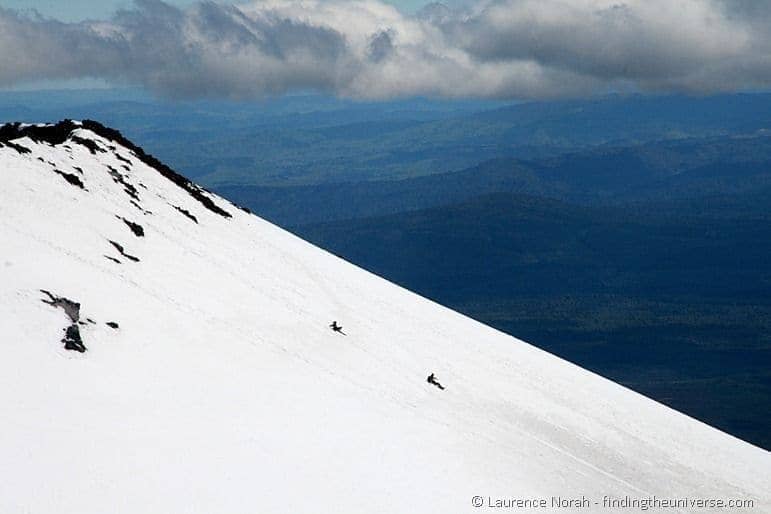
<box><xmin>427</xmin><ymin>373</ymin><xmax>445</xmax><ymax>390</ymax></box>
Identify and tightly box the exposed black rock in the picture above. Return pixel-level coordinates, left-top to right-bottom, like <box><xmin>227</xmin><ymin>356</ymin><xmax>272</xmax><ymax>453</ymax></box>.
<box><xmin>104</xmin><ymin>255</ymin><xmax>122</xmax><ymax>264</ymax></box>
<box><xmin>2</xmin><ymin>120</ymin><xmax>242</xmax><ymax>219</ymax></box>
<box><xmin>120</xmin><ymin>181</ymin><xmax>140</xmax><ymax>200</ymax></box>
<box><xmin>115</xmin><ymin>154</ymin><xmax>131</xmax><ymax>164</ymax></box>
<box><xmin>0</xmin><ymin>122</ymin><xmax>81</xmax><ymax>154</ymax></box>
<box><xmin>0</xmin><ymin>121</ymin><xmax>74</xmax><ymax>146</ymax></box>
<box><xmin>173</xmin><ymin>205</ymin><xmax>198</xmax><ymax>223</ymax></box>
<box><xmin>40</xmin><ymin>289</ymin><xmax>80</xmax><ymax>322</ymax></box>
<box><xmin>108</xmin><ymin>240</ymin><xmax>140</xmax><ymax>262</ymax></box>
<box><xmin>0</xmin><ymin>120</ymin><xmax>104</xmax><ymax>155</ymax></box>
<box><xmin>130</xmin><ymin>200</ymin><xmax>151</xmax><ymax>214</ymax></box>
<box><xmin>106</xmin><ymin>165</ymin><xmax>140</xmax><ymax>200</ymax></box>
<box><xmin>63</xmin><ymin>325</ymin><xmax>86</xmax><ymax>353</ymax></box>
<box><xmin>70</xmin><ymin>135</ymin><xmax>105</xmax><ymax>155</ymax></box>
<box><xmin>72</xmin><ymin>166</ymin><xmax>84</xmax><ymax>174</ymax></box>
<box><xmin>106</xmin><ymin>322</ymin><xmax>119</xmax><ymax>329</ymax></box>
<box><xmin>40</xmin><ymin>290</ymin><xmax>86</xmax><ymax>352</ymax></box>
<box><xmin>234</xmin><ymin>203</ymin><xmax>252</xmax><ymax>214</ymax></box>
<box><xmin>4</xmin><ymin>141</ymin><xmax>31</xmax><ymax>154</ymax></box>
<box><xmin>81</xmin><ymin>120</ymin><xmax>232</xmax><ymax>219</ymax></box>
<box><xmin>119</xmin><ymin>216</ymin><xmax>145</xmax><ymax>237</ymax></box>
<box><xmin>53</xmin><ymin>169</ymin><xmax>85</xmax><ymax>189</ymax></box>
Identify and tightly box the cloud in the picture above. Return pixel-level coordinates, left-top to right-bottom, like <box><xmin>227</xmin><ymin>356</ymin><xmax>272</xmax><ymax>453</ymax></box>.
<box><xmin>0</xmin><ymin>0</ymin><xmax>769</xmax><ymax>99</ymax></box>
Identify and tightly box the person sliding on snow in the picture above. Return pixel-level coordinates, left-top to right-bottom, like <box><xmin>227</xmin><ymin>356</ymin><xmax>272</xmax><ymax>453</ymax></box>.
<box><xmin>329</xmin><ymin>321</ymin><xmax>345</xmax><ymax>335</ymax></box>
<box><xmin>427</xmin><ymin>373</ymin><xmax>445</xmax><ymax>390</ymax></box>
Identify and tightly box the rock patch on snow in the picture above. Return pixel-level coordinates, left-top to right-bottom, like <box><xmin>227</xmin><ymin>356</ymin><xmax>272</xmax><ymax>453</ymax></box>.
<box><xmin>118</xmin><ymin>217</ymin><xmax>145</xmax><ymax>237</ymax></box>
<box><xmin>108</xmin><ymin>240</ymin><xmax>140</xmax><ymax>262</ymax></box>
<box><xmin>40</xmin><ymin>289</ymin><xmax>86</xmax><ymax>353</ymax></box>
<box><xmin>0</xmin><ymin>119</ymin><xmax>232</xmax><ymax>220</ymax></box>
<box><xmin>173</xmin><ymin>205</ymin><xmax>198</xmax><ymax>224</ymax></box>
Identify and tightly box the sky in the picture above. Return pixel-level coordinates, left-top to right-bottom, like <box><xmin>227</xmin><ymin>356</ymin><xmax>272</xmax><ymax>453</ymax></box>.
<box><xmin>1</xmin><ymin>0</ymin><xmax>196</xmax><ymax>22</ymax></box>
<box><xmin>1</xmin><ymin>0</ymin><xmax>770</xmax><ymax>100</ymax></box>
<box><xmin>0</xmin><ymin>0</ymin><xmax>432</xmax><ymax>20</ymax></box>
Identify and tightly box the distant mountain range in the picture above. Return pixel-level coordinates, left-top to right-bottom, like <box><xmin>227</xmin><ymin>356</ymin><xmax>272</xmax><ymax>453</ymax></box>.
<box><xmin>4</xmin><ymin>91</ymin><xmax>771</xmax><ymax>187</ymax></box>
<box><xmin>217</xmin><ymin>133</ymin><xmax>771</xmax><ymax>225</ymax></box>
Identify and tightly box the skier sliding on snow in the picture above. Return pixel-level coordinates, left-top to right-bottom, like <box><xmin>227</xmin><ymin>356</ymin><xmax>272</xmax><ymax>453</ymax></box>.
<box><xmin>427</xmin><ymin>373</ymin><xmax>445</xmax><ymax>390</ymax></box>
<box><xmin>329</xmin><ymin>321</ymin><xmax>345</xmax><ymax>335</ymax></box>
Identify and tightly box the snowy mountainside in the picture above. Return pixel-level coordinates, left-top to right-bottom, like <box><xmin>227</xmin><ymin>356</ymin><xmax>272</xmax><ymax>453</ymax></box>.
<box><xmin>0</xmin><ymin>121</ymin><xmax>768</xmax><ymax>513</ymax></box>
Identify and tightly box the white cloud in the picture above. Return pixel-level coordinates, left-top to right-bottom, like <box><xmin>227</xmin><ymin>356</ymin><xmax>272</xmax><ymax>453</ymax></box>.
<box><xmin>0</xmin><ymin>0</ymin><xmax>769</xmax><ymax>99</ymax></box>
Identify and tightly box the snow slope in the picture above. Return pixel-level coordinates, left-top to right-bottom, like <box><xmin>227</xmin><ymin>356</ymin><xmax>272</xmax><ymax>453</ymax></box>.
<box><xmin>0</xmin><ymin>121</ymin><xmax>768</xmax><ymax>514</ymax></box>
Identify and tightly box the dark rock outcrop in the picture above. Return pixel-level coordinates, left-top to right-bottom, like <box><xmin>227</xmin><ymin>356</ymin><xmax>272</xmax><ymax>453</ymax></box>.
<box><xmin>40</xmin><ymin>290</ymin><xmax>86</xmax><ymax>353</ymax></box>
<box><xmin>41</xmin><ymin>289</ymin><xmax>80</xmax><ymax>321</ymax></box>
<box><xmin>106</xmin><ymin>165</ymin><xmax>140</xmax><ymax>201</ymax></box>
<box><xmin>70</xmin><ymin>135</ymin><xmax>105</xmax><ymax>155</ymax></box>
<box><xmin>119</xmin><ymin>217</ymin><xmax>145</xmax><ymax>237</ymax></box>
<box><xmin>80</xmin><ymin>120</ymin><xmax>232</xmax><ymax>219</ymax></box>
<box><xmin>3</xmin><ymin>140</ymin><xmax>31</xmax><ymax>154</ymax></box>
<box><xmin>62</xmin><ymin>325</ymin><xmax>86</xmax><ymax>353</ymax></box>
<box><xmin>52</xmin><ymin>169</ymin><xmax>85</xmax><ymax>189</ymax></box>
<box><xmin>173</xmin><ymin>205</ymin><xmax>199</xmax><ymax>224</ymax></box>
<box><xmin>108</xmin><ymin>240</ymin><xmax>140</xmax><ymax>262</ymax></box>
<box><xmin>0</xmin><ymin>121</ymin><xmax>74</xmax><ymax>146</ymax></box>
<box><xmin>1</xmin><ymin>120</ymin><xmax>236</xmax><ymax>219</ymax></box>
